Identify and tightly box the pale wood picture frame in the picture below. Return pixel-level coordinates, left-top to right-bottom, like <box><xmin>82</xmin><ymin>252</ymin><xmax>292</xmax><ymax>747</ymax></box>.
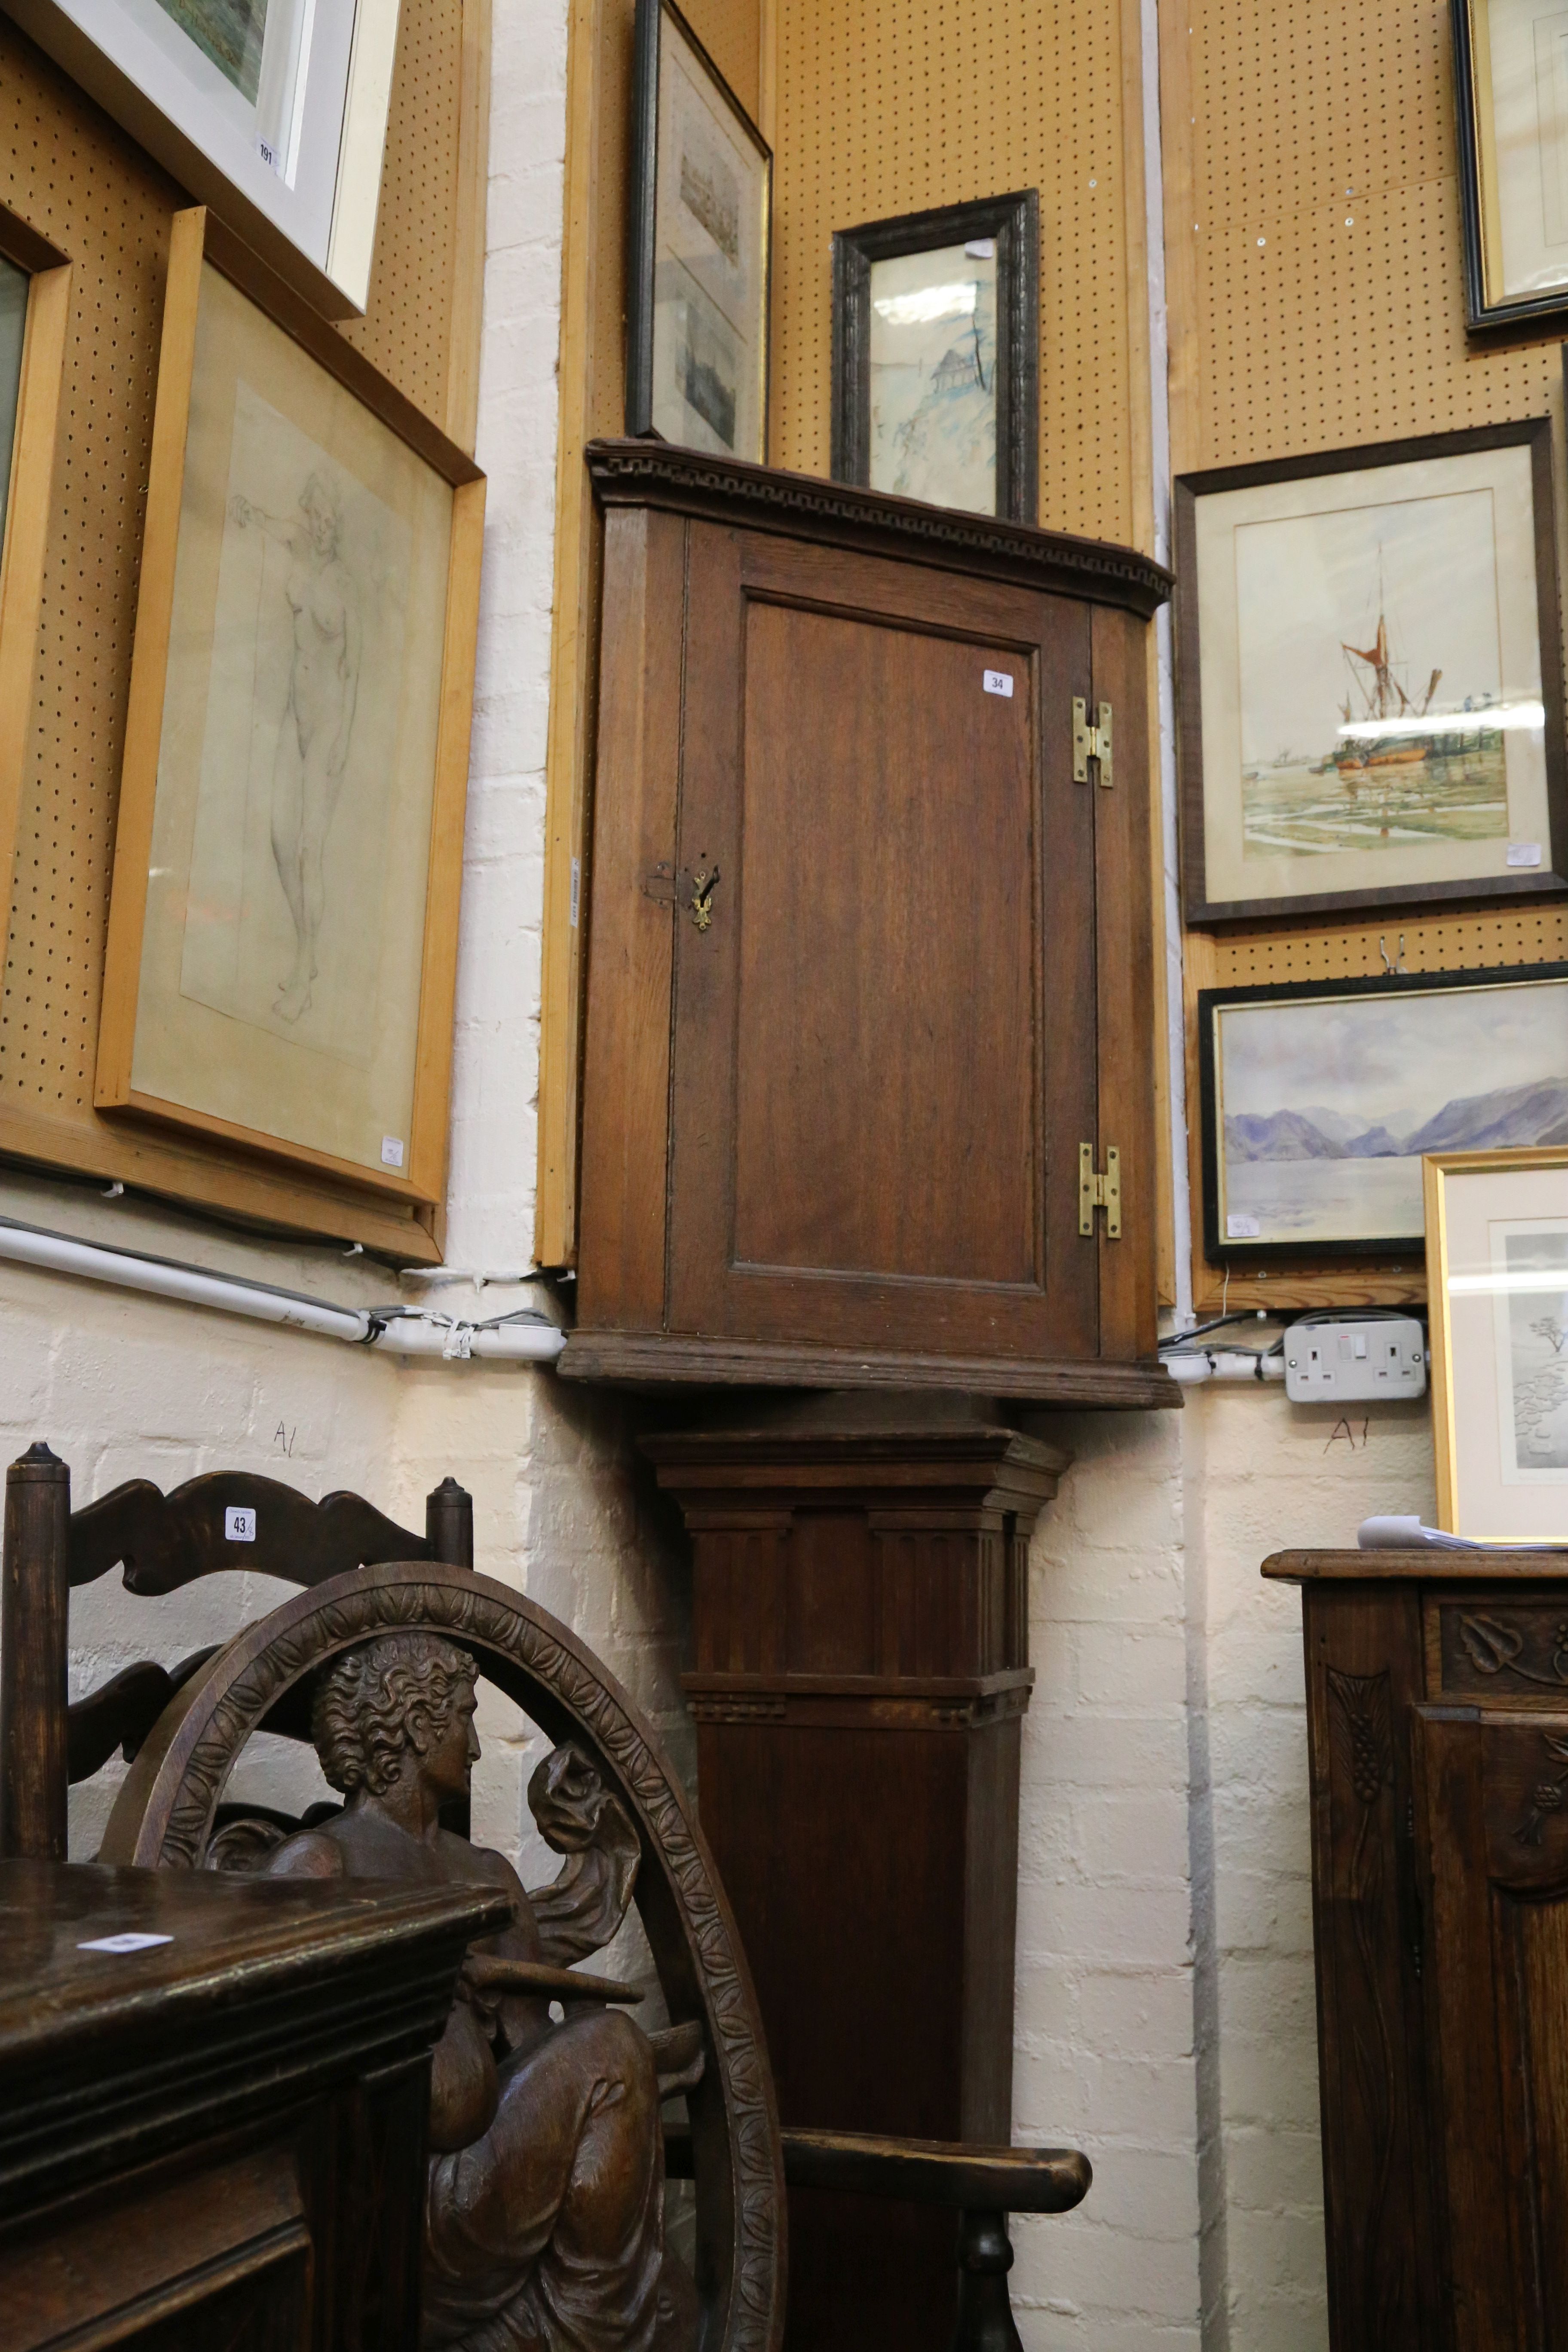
<box><xmin>0</xmin><ymin>210</ymin><xmax>71</xmax><ymax>1001</ymax></box>
<box><xmin>1426</xmin><ymin>1146</ymin><xmax>1568</xmax><ymax>1539</ymax></box>
<box><xmin>96</xmin><ymin>207</ymin><xmax>484</xmax><ymax>1208</ymax></box>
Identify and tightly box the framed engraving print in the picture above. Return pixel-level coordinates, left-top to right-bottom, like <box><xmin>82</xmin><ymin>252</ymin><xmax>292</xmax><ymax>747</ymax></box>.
<box><xmin>626</xmin><ymin>0</ymin><xmax>771</xmax><ymax>462</ymax></box>
<box><xmin>96</xmin><ymin>209</ymin><xmax>484</xmax><ymax>1204</ymax></box>
<box><xmin>1199</xmin><ymin>965</ymin><xmax>1568</xmax><ymax>1264</ymax></box>
<box><xmin>1176</xmin><ymin>421</ymin><xmax>1567</xmax><ymax>926</ymax></box>
<box><xmin>1454</xmin><ymin>0</ymin><xmax>1568</xmax><ymax>333</ymax></box>
<box><xmin>1427</xmin><ymin>1148</ymin><xmax>1568</xmax><ymax>1539</ymax></box>
<box><xmin>2</xmin><ymin>0</ymin><xmax>399</xmax><ymax>314</ymax></box>
<box><xmin>831</xmin><ymin>191</ymin><xmax>1039</xmax><ymax>522</ymax></box>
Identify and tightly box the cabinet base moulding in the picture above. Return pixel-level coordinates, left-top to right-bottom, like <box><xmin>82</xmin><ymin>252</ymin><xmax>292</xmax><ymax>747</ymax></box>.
<box><xmin>557</xmin><ymin>1330</ymin><xmax>1181</xmax><ymax>1408</ymax></box>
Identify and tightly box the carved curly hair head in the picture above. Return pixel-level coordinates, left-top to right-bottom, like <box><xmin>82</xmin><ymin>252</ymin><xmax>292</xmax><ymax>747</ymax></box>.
<box><xmin>312</xmin><ymin>1632</ymin><xmax>477</xmax><ymax>1798</ymax></box>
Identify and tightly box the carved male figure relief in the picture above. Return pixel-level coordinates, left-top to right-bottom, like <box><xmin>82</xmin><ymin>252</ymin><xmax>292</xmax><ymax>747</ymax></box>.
<box><xmin>264</xmin><ymin>1632</ymin><xmax>698</xmax><ymax>2352</ymax></box>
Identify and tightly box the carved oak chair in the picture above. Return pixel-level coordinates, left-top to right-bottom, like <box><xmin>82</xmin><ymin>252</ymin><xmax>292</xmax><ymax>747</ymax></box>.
<box><xmin>0</xmin><ymin>1440</ymin><xmax>1089</xmax><ymax>2352</ymax></box>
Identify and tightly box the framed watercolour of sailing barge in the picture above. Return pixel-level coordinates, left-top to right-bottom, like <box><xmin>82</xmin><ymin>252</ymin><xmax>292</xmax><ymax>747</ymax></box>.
<box><xmin>1175</xmin><ymin>421</ymin><xmax>1567</xmax><ymax>927</ymax></box>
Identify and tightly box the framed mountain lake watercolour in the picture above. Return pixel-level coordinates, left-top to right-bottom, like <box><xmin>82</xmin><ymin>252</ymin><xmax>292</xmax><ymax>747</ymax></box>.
<box><xmin>95</xmin><ymin>210</ymin><xmax>484</xmax><ymax>1205</ymax></box>
<box><xmin>1198</xmin><ymin>965</ymin><xmax>1568</xmax><ymax>1264</ymax></box>
<box><xmin>3</xmin><ymin>0</ymin><xmax>400</xmax><ymax>314</ymax></box>
<box><xmin>831</xmin><ymin>191</ymin><xmax>1039</xmax><ymax>522</ymax></box>
<box><xmin>1453</xmin><ymin>0</ymin><xmax>1568</xmax><ymax>335</ymax></box>
<box><xmin>1175</xmin><ymin>422</ymin><xmax>1566</xmax><ymax>926</ymax></box>
<box><xmin>625</xmin><ymin>0</ymin><xmax>771</xmax><ymax>462</ymax></box>
<box><xmin>1426</xmin><ymin>1149</ymin><xmax>1568</xmax><ymax>1540</ymax></box>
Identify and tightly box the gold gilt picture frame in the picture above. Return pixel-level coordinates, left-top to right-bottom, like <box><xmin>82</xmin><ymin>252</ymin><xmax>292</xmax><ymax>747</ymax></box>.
<box><xmin>0</xmin><ymin>206</ymin><xmax>71</xmax><ymax>998</ymax></box>
<box><xmin>1426</xmin><ymin>1146</ymin><xmax>1568</xmax><ymax>1540</ymax></box>
<box><xmin>96</xmin><ymin>207</ymin><xmax>484</xmax><ymax>1206</ymax></box>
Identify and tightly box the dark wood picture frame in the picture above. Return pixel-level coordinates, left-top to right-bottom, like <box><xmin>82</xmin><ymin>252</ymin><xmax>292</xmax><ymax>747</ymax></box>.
<box><xmin>1176</xmin><ymin>417</ymin><xmax>1568</xmax><ymax>928</ymax></box>
<box><xmin>830</xmin><ymin>191</ymin><xmax>1039</xmax><ymax>524</ymax></box>
<box><xmin>1197</xmin><ymin>961</ymin><xmax>1568</xmax><ymax>1266</ymax></box>
<box><xmin>1452</xmin><ymin>0</ymin><xmax>1568</xmax><ymax>339</ymax></box>
<box><xmin>625</xmin><ymin>0</ymin><xmax>772</xmax><ymax>458</ymax></box>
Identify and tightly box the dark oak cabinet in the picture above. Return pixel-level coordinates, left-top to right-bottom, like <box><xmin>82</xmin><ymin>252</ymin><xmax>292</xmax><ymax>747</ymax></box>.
<box><xmin>563</xmin><ymin>442</ymin><xmax>1176</xmax><ymax>1408</ymax></box>
<box><xmin>1267</xmin><ymin>1547</ymin><xmax>1568</xmax><ymax>2352</ymax></box>
<box><xmin>0</xmin><ymin>1861</ymin><xmax>503</xmax><ymax>2352</ymax></box>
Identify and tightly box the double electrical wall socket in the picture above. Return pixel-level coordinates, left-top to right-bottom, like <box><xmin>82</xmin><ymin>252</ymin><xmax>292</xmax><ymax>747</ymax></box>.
<box><xmin>1284</xmin><ymin>1315</ymin><xmax>1427</xmax><ymax>1403</ymax></box>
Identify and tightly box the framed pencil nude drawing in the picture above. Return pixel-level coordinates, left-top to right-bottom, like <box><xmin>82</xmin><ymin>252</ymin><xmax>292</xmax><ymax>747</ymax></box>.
<box><xmin>831</xmin><ymin>191</ymin><xmax>1039</xmax><ymax>522</ymax></box>
<box><xmin>1175</xmin><ymin>421</ymin><xmax>1567</xmax><ymax>926</ymax></box>
<box><xmin>97</xmin><ymin>208</ymin><xmax>483</xmax><ymax>1204</ymax></box>
<box><xmin>3</xmin><ymin>0</ymin><xmax>399</xmax><ymax>315</ymax></box>
<box><xmin>625</xmin><ymin>0</ymin><xmax>771</xmax><ymax>461</ymax></box>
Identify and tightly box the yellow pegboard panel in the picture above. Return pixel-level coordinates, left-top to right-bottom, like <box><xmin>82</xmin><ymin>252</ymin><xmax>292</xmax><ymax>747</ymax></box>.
<box><xmin>771</xmin><ymin>0</ymin><xmax>1141</xmax><ymax>548</ymax></box>
<box><xmin>1165</xmin><ymin>0</ymin><xmax>1568</xmax><ymax>1310</ymax></box>
<box><xmin>1175</xmin><ymin>0</ymin><xmax>1560</xmax><ymax>473</ymax></box>
<box><xmin>0</xmin><ymin>6</ymin><xmax>478</xmax><ymax>1254</ymax></box>
<box><xmin>340</xmin><ymin>0</ymin><xmax>464</xmax><ymax>420</ymax></box>
<box><xmin>688</xmin><ymin>0</ymin><xmax>761</xmax><ymax>119</ymax></box>
<box><xmin>0</xmin><ymin>35</ymin><xmax>170</xmax><ymax>1127</ymax></box>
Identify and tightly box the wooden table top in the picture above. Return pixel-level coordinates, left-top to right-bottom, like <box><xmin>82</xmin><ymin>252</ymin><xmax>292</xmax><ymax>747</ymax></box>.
<box><xmin>1264</xmin><ymin>1547</ymin><xmax>1568</xmax><ymax>1583</ymax></box>
<box><xmin>0</xmin><ymin>1859</ymin><xmax>509</xmax><ymax>2062</ymax></box>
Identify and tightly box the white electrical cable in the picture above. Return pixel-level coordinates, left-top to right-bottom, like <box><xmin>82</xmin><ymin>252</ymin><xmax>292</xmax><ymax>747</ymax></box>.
<box><xmin>0</xmin><ymin>1215</ymin><xmax>567</xmax><ymax>1362</ymax></box>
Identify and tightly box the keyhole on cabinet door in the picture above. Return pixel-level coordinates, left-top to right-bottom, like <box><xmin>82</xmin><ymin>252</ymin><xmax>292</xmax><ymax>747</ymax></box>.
<box><xmin>690</xmin><ymin>856</ymin><xmax>720</xmax><ymax>932</ymax></box>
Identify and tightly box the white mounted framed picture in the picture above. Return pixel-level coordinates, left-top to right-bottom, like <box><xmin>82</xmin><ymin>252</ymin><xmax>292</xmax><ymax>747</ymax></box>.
<box><xmin>625</xmin><ymin>0</ymin><xmax>771</xmax><ymax>462</ymax></box>
<box><xmin>1427</xmin><ymin>1148</ymin><xmax>1568</xmax><ymax>1540</ymax></box>
<box><xmin>95</xmin><ymin>209</ymin><xmax>484</xmax><ymax>1202</ymax></box>
<box><xmin>2</xmin><ymin>0</ymin><xmax>400</xmax><ymax>315</ymax></box>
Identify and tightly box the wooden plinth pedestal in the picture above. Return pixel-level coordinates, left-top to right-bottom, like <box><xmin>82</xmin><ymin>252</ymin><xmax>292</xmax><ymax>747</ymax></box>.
<box><xmin>643</xmin><ymin>1401</ymin><xmax>1069</xmax><ymax>2352</ymax></box>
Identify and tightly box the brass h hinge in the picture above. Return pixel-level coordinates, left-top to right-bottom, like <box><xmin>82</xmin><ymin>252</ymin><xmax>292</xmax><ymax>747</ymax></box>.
<box><xmin>1079</xmin><ymin>1142</ymin><xmax>1122</xmax><ymax>1238</ymax></box>
<box><xmin>1072</xmin><ymin>698</ymin><xmax>1113</xmax><ymax>786</ymax></box>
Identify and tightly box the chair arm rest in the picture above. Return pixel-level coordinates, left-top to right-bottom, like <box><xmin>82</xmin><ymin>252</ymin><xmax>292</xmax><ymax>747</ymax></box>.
<box><xmin>661</xmin><ymin>2123</ymin><xmax>1089</xmax><ymax>2214</ymax></box>
<box><xmin>779</xmin><ymin>2128</ymin><xmax>1090</xmax><ymax>2214</ymax></box>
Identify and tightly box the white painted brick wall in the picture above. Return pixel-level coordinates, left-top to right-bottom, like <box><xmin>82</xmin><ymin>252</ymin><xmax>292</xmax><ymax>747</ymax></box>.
<box><xmin>1189</xmin><ymin>1382</ymin><xmax>1435</xmax><ymax>2352</ymax></box>
<box><xmin>0</xmin><ymin>6</ymin><xmax>1444</xmax><ymax>2343</ymax></box>
<box><xmin>1013</xmin><ymin>1406</ymin><xmax>1201</xmax><ymax>2350</ymax></box>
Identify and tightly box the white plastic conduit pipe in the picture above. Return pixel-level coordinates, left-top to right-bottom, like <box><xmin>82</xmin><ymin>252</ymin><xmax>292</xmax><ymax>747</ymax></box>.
<box><xmin>0</xmin><ymin>1215</ymin><xmax>567</xmax><ymax>1362</ymax></box>
<box><xmin>1164</xmin><ymin>1349</ymin><xmax>1286</xmax><ymax>1386</ymax></box>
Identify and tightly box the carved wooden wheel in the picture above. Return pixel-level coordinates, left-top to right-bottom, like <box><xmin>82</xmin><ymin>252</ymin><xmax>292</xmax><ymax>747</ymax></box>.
<box><xmin>98</xmin><ymin>1559</ymin><xmax>785</xmax><ymax>2352</ymax></box>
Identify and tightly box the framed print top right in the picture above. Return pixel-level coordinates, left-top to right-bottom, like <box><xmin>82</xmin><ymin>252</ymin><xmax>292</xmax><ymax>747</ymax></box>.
<box><xmin>1454</xmin><ymin>0</ymin><xmax>1568</xmax><ymax>334</ymax></box>
<box><xmin>1175</xmin><ymin>419</ymin><xmax>1568</xmax><ymax>927</ymax></box>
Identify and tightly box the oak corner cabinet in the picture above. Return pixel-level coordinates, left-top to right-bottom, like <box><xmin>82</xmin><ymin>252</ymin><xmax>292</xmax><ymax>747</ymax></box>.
<box><xmin>561</xmin><ymin>440</ymin><xmax>1177</xmax><ymax>1411</ymax></box>
<box><xmin>1265</xmin><ymin>1545</ymin><xmax>1568</xmax><ymax>2352</ymax></box>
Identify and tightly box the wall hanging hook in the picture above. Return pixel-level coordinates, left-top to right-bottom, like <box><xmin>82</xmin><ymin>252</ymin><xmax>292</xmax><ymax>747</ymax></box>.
<box><xmin>1379</xmin><ymin>933</ymin><xmax>1408</xmax><ymax>974</ymax></box>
